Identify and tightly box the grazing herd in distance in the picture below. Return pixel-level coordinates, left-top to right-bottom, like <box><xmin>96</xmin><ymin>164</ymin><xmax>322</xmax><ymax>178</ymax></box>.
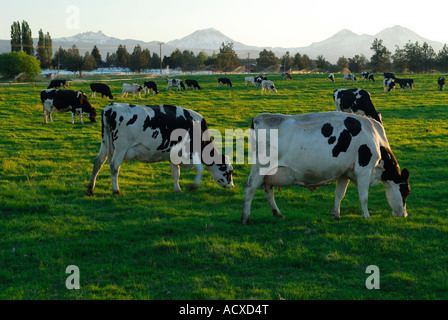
<box><xmin>36</xmin><ymin>70</ymin><xmax>423</xmax><ymax>223</ymax></box>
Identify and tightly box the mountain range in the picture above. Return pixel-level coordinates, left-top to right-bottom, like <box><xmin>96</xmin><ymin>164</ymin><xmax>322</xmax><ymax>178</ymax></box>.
<box><xmin>0</xmin><ymin>25</ymin><xmax>445</xmax><ymax>64</ymax></box>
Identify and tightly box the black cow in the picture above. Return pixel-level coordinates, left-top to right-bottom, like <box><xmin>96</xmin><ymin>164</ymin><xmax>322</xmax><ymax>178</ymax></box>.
<box><xmin>90</xmin><ymin>83</ymin><xmax>113</xmax><ymax>99</ymax></box>
<box><xmin>438</xmin><ymin>77</ymin><xmax>446</xmax><ymax>91</ymax></box>
<box><xmin>48</xmin><ymin>79</ymin><xmax>68</xmax><ymax>89</ymax></box>
<box><xmin>185</xmin><ymin>79</ymin><xmax>201</xmax><ymax>90</ymax></box>
<box><xmin>143</xmin><ymin>81</ymin><xmax>159</xmax><ymax>94</ymax></box>
<box><xmin>40</xmin><ymin>89</ymin><xmax>97</xmax><ymax>124</ymax></box>
<box><xmin>333</xmin><ymin>88</ymin><xmax>382</xmax><ymax>123</ymax></box>
<box><xmin>217</xmin><ymin>78</ymin><xmax>232</xmax><ymax>87</ymax></box>
<box><xmin>394</xmin><ymin>78</ymin><xmax>414</xmax><ymax>92</ymax></box>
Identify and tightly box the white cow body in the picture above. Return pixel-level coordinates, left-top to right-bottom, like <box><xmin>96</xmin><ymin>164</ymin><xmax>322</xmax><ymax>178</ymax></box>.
<box><xmin>121</xmin><ymin>83</ymin><xmax>143</xmax><ymax>99</ymax></box>
<box><xmin>241</xmin><ymin>111</ymin><xmax>410</xmax><ymax>224</ymax></box>
<box><xmin>86</xmin><ymin>103</ymin><xmax>234</xmax><ymax>195</ymax></box>
<box><xmin>343</xmin><ymin>73</ymin><xmax>357</xmax><ymax>82</ymax></box>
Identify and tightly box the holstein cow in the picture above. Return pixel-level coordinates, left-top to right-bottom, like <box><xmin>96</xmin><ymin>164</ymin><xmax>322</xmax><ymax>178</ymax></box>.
<box><xmin>90</xmin><ymin>83</ymin><xmax>114</xmax><ymax>99</ymax></box>
<box><xmin>121</xmin><ymin>83</ymin><xmax>144</xmax><ymax>99</ymax></box>
<box><xmin>143</xmin><ymin>81</ymin><xmax>159</xmax><ymax>94</ymax></box>
<box><xmin>438</xmin><ymin>77</ymin><xmax>446</xmax><ymax>91</ymax></box>
<box><xmin>261</xmin><ymin>80</ymin><xmax>277</xmax><ymax>94</ymax></box>
<box><xmin>245</xmin><ymin>76</ymin><xmax>256</xmax><ymax>86</ymax></box>
<box><xmin>383</xmin><ymin>72</ymin><xmax>396</xmax><ymax>80</ymax></box>
<box><xmin>86</xmin><ymin>103</ymin><xmax>234</xmax><ymax>195</ymax></box>
<box><xmin>185</xmin><ymin>79</ymin><xmax>201</xmax><ymax>90</ymax></box>
<box><xmin>48</xmin><ymin>79</ymin><xmax>68</xmax><ymax>89</ymax></box>
<box><xmin>254</xmin><ymin>75</ymin><xmax>267</xmax><ymax>87</ymax></box>
<box><xmin>40</xmin><ymin>89</ymin><xmax>97</xmax><ymax>124</ymax></box>
<box><xmin>241</xmin><ymin>111</ymin><xmax>410</xmax><ymax>224</ymax></box>
<box><xmin>343</xmin><ymin>73</ymin><xmax>357</xmax><ymax>82</ymax></box>
<box><xmin>333</xmin><ymin>88</ymin><xmax>382</xmax><ymax>123</ymax></box>
<box><xmin>394</xmin><ymin>78</ymin><xmax>414</xmax><ymax>92</ymax></box>
<box><xmin>361</xmin><ymin>72</ymin><xmax>375</xmax><ymax>82</ymax></box>
<box><xmin>217</xmin><ymin>78</ymin><xmax>232</xmax><ymax>87</ymax></box>
<box><xmin>167</xmin><ymin>79</ymin><xmax>185</xmax><ymax>91</ymax></box>
<box><xmin>282</xmin><ymin>72</ymin><xmax>292</xmax><ymax>80</ymax></box>
<box><xmin>328</xmin><ymin>73</ymin><xmax>335</xmax><ymax>83</ymax></box>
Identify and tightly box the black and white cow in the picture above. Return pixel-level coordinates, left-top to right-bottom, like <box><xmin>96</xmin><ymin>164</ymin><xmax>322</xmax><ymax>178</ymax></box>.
<box><xmin>217</xmin><ymin>78</ymin><xmax>232</xmax><ymax>87</ymax></box>
<box><xmin>261</xmin><ymin>80</ymin><xmax>277</xmax><ymax>94</ymax></box>
<box><xmin>167</xmin><ymin>79</ymin><xmax>185</xmax><ymax>91</ymax></box>
<box><xmin>282</xmin><ymin>72</ymin><xmax>292</xmax><ymax>80</ymax></box>
<box><xmin>394</xmin><ymin>78</ymin><xmax>414</xmax><ymax>92</ymax></box>
<box><xmin>245</xmin><ymin>76</ymin><xmax>256</xmax><ymax>86</ymax></box>
<box><xmin>384</xmin><ymin>78</ymin><xmax>395</xmax><ymax>92</ymax></box>
<box><xmin>383</xmin><ymin>72</ymin><xmax>396</xmax><ymax>80</ymax></box>
<box><xmin>90</xmin><ymin>83</ymin><xmax>114</xmax><ymax>99</ymax></box>
<box><xmin>241</xmin><ymin>111</ymin><xmax>410</xmax><ymax>224</ymax></box>
<box><xmin>143</xmin><ymin>81</ymin><xmax>159</xmax><ymax>94</ymax></box>
<box><xmin>86</xmin><ymin>103</ymin><xmax>234</xmax><ymax>195</ymax></box>
<box><xmin>254</xmin><ymin>75</ymin><xmax>267</xmax><ymax>87</ymax></box>
<box><xmin>40</xmin><ymin>89</ymin><xmax>97</xmax><ymax>124</ymax></box>
<box><xmin>343</xmin><ymin>74</ymin><xmax>357</xmax><ymax>82</ymax></box>
<box><xmin>121</xmin><ymin>83</ymin><xmax>144</xmax><ymax>98</ymax></box>
<box><xmin>48</xmin><ymin>79</ymin><xmax>68</xmax><ymax>89</ymax></box>
<box><xmin>438</xmin><ymin>77</ymin><xmax>446</xmax><ymax>91</ymax></box>
<box><xmin>361</xmin><ymin>72</ymin><xmax>375</xmax><ymax>82</ymax></box>
<box><xmin>328</xmin><ymin>74</ymin><xmax>335</xmax><ymax>83</ymax></box>
<box><xmin>185</xmin><ymin>79</ymin><xmax>201</xmax><ymax>90</ymax></box>
<box><xmin>333</xmin><ymin>88</ymin><xmax>382</xmax><ymax>123</ymax></box>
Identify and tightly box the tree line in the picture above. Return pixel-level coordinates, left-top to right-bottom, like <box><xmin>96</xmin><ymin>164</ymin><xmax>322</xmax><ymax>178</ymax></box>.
<box><xmin>5</xmin><ymin>19</ymin><xmax>448</xmax><ymax>80</ymax></box>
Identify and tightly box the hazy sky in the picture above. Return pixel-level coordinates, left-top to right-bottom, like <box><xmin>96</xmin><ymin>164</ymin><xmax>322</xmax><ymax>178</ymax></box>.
<box><xmin>1</xmin><ymin>0</ymin><xmax>448</xmax><ymax>48</ymax></box>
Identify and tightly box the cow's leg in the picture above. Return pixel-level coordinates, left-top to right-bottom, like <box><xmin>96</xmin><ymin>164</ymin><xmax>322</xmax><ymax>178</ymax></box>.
<box><xmin>331</xmin><ymin>178</ymin><xmax>350</xmax><ymax>220</ymax></box>
<box><xmin>262</xmin><ymin>183</ymin><xmax>284</xmax><ymax>220</ymax></box>
<box><xmin>43</xmin><ymin>107</ymin><xmax>48</xmax><ymax>124</ymax></box>
<box><xmin>86</xmin><ymin>145</ymin><xmax>108</xmax><ymax>196</ymax></box>
<box><xmin>356</xmin><ymin>174</ymin><xmax>371</xmax><ymax>219</ymax></box>
<box><xmin>189</xmin><ymin>163</ymin><xmax>204</xmax><ymax>191</ymax></box>
<box><xmin>109</xmin><ymin>149</ymin><xmax>126</xmax><ymax>195</ymax></box>
<box><xmin>241</xmin><ymin>170</ymin><xmax>265</xmax><ymax>225</ymax></box>
<box><xmin>170</xmin><ymin>163</ymin><xmax>182</xmax><ymax>192</ymax></box>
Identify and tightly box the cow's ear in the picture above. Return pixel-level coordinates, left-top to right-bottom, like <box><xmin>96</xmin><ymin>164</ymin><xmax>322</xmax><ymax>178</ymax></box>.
<box><xmin>401</xmin><ymin>168</ymin><xmax>409</xmax><ymax>181</ymax></box>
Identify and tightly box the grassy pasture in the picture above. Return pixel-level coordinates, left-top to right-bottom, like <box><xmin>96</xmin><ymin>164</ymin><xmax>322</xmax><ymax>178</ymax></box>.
<box><xmin>0</xmin><ymin>72</ymin><xmax>447</xmax><ymax>300</ymax></box>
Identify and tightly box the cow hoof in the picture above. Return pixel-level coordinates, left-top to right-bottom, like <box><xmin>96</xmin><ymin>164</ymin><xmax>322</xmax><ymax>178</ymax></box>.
<box><xmin>272</xmin><ymin>210</ymin><xmax>285</xmax><ymax>220</ymax></box>
<box><xmin>113</xmin><ymin>191</ymin><xmax>121</xmax><ymax>196</ymax></box>
<box><xmin>332</xmin><ymin>215</ymin><xmax>341</xmax><ymax>221</ymax></box>
<box><xmin>188</xmin><ymin>184</ymin><xmax>199</xmax><ymax>191</ymax></box>
<box><xmin>242</xmin><ymin>219</ymin><xmax>253</xmax><ymax>226</ymax></box>
<box><xmin>85</xmin><ymin>189</ymin><xmax>94</xmax><ymax>196</ymax></box>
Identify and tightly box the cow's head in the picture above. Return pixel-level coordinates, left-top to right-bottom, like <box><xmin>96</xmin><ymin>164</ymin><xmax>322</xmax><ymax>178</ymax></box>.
<box><xmin>380</xmin><ymin>147</ymin><xmax>410</xmax><ymax>218</ymax></box>
<box><xmin>208</xmin><ymin>154</ymin><xmax>234</xmax><ymax>189</ymax></box>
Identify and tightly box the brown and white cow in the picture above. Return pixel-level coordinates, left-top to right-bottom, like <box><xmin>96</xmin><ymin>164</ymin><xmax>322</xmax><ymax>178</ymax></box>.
<box><xmin>241</xmin><ymin>111</ymin><xmax>410</xmax><ymax>224</ymax></box>
<box><xmin>86</xmin><ymin>103</ymin><xmax>234</xmax><ymax>195</ymax></box>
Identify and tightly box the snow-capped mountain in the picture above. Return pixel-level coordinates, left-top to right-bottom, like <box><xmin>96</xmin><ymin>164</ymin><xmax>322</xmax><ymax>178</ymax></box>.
<box><xmin>0</xmin><ymin>25</ymin><xmax>445</xmax><ymax>64</ymax></box>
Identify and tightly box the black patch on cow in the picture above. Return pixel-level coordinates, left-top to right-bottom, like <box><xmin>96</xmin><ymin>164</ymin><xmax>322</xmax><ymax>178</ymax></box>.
<box><xmin>119</xmin><ymin>115</ymin><xmax>124</xmax><ymax>124</ymax></box>
<box><xmin>328</xmin><ymin>136</ymin><xmax>336</xmax><ymax>144</ymax></box>
<box><xmin>104</xmin><ymin>109</ymin><xmax>117</xmax><ymax>131</ymax></box>
<box><xmin>126</xmin><ymin>114</ymin><xmax>138</xmax><ymax>126</ymax></box>
<box><xmin>380</xmin><ymin>146</ymin><xmax>401</xmax><ymax>183</ymax></box>
<box><xmin>344</xmin><ymin>117</ymin><xmax>362</xmax><ymax>136</ymax></box>
<box><xmin>358</xmin><ymin>144</ymin><xmax>372</xmax><ymax>167</ymax></box>
<box><xmin>321</xmin><ymin>123</ymin><xmax>333</xmax><ymax>137</ymax></box>
<box><xmin>332</xmin><ymin>129</ymin><xmax>352</xmax><ymax>157</ymax></box>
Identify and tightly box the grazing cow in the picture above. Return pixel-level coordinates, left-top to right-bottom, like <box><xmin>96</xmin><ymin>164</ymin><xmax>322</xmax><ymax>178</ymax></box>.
<box><xmin>333</xmin><ymin>88</ymin><xmax>382</xmax><ymax>123</ymax></box>
<box><xmin>241</xmin><ymin>111</ymin><xmax>410</xmax><ymax>224</ymax></box>
<box><xmin>438</xmin><ymin>77</ymin><xmax>446</xmax><ymax>91</ymax></box>
<box><xmin>343</xmin><ymin>74</ymin><xmax>357</xmax><ymax>82</ymax></box>
<box><xmin>245</xmin><ymin>76</ymin><xmax>256</xmax><ymax>86</ymax></box>
<box><xmin>86</xmin><ymin>103</ymin><xmax>234</xmax><ymax>195</ymax></box>
<box><xmin>90</xmin><ymin>83</ymin><xmax>113</xmax><ymax>99</ymax></box>
<box><xmin>261</xmin><ymin>80</ymin><xmax>277</xmax><ymax>94</ymax></box>
<box><xmin>384</xmin><ymin>78</ymin><xmax>395</xmax><ymax>92</ymax></box>
<box><xmin>166</xmin><ymin>79</ymin><xmax>185</xmax><ymax>91</ymax></box>
<box><xmin>143</xmin><ymin>81</ymin><xmax>159</xmax><ymax>94</ymax></box>
<box><xmin>383</xmin><ymin>72</ymin><xmax>396</xmax><ymax>79</ymax></box>
<box><xmin>217</xmin><ymin>78</ymin><xmax>232</xmax><ymax>87</ymax></box>
<box><xmin>361</xmin><ymin>72</ymin><xmax>375</xmax><ymax>82</ymax></box>
<box><xmin>40</xmin><ymin>89</ymin><xmax>97</xmax><ymax>124</ymax></box>
<box><xmin>48</xmin><ymin>79</ymin><xmax>68</xmax><ymax>89</ymax></box>
<box><xmin>328</xmin><ymin>74</ymin><xmax>335</xmax><ymax>83</ymax></box>
<box><xmin>121</xmin><ymin>83</ymin><xmax>144</xmax><ymax>98</ymax></box>
<box><xmin>394</xmin><ymin>78</ymin><xmax>414</xmax><ymax>92</ymax></box>
<box><xmin>282</xmin><ymin>72</ymin><xmax>292</xmax><ymax>80</ymax></box>
<box><xmin>185</xmin><ymin>79</ymin><xmax>201</xmax><ymax>90</ymax></box>
<box><xmin>254</xmin><ymin>75</ymin><xmax>267</xmax><ymax>87</ymax></box>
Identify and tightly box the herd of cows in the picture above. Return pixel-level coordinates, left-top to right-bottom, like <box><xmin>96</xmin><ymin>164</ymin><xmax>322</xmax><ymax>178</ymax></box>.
<box><xmin>39</xmin><ymin>72</ymin><xmax>412</xmax><ymax>224</ymax></box>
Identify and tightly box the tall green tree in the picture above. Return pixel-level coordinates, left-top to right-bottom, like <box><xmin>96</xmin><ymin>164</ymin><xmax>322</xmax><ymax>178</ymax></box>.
<box><xmin>129</xmin><ymin>45</ymin><xmax>149</xmax><ymax>72</ymax></box>
<box><xmin>348</xmin><ymin>54</ymin><xmax>367</xmax><ymax>73</ymax></box>
<box><xmin>256</xmin><ymin>49</ymin><xmax>279</xmax><ymax>70</ymax></box>
<box><xmin>437</xmin><ymin>44</ymin><xmax>448</xmax><ymax>72</ymax></box>
<box><xmin>10</xmin><ymin>21</ymin><xmax>21</xmax><ymax>52</ymax></box>
<box><xmin>36</xmin><ymin>30</ymin><xmax>52</xmax><ymax>68</ymax></box>
<box><xmin>280</xmin><ymin>51</ymin><xmax>293</xmax><ymax>72</ymax></box>
<box><xmin>336</xmin><ymin>56</ymin><xmax>349</xmax><ymax>71</ymax></box>
<box><xmin>21</xmin><ymin>21</ymin><xmax>33</xmax><ymax>56</ymax></box>
<box><xmin>116</xmin><ymin>45</ymin><xmax>130</xmax><ymax>68</ymax></box>
<box><xmin>91</xmin><ymin>45</ymin><xmax>102</xmax><ymax>68</ymax></box>
<box><xmin>217</xmin><ymin>42</ymin><xmax>241</xmax><ymax>72</ymax></box>
<box><xmin>315</xmin><ymin>55</ymin><xmax>330</xmax><ymax>71</ymax></box>
<box><xmin>44</xmin><ymin>32</ymin><xmax>52</xmax><ymax>68</ymax></box>
<box><xmin>370</xmin><ymin>38</ymin><xmax>391</xmax><ymax>72</ymax></box>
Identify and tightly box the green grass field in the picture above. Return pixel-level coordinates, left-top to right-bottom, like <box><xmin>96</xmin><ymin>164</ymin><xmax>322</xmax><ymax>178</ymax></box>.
<box><xmin>0</xmin><ymin>72</ymin><xmax>447</xmax><ymax>299</ymax></box>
